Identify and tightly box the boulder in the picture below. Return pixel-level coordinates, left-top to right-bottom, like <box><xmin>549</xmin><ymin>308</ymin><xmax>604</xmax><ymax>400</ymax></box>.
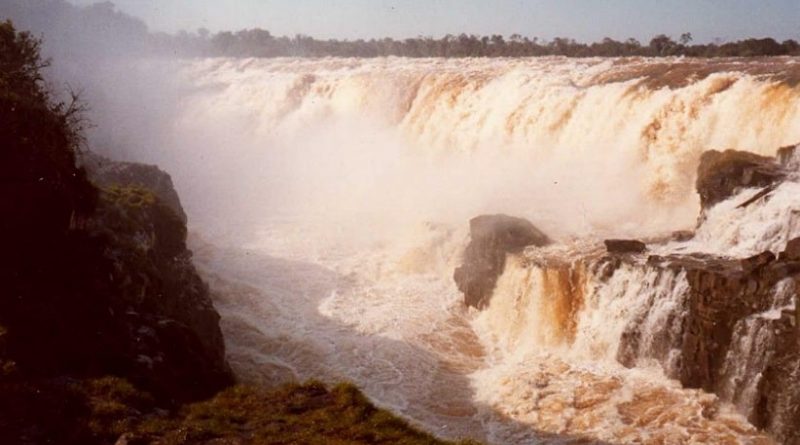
<box><xmin>696</xmin><ymin>149</ymin><xmax>785</xmax><ymax>211</ymax></box>
<box><xmin>604</xmin><ymin>239</ymin><xmax>647</xmax><ymax>254</ymax></box>
<box><xmin>454</xmin><ymin>214</ymin><xmax>550</xmax><ymax>308</ymax></box>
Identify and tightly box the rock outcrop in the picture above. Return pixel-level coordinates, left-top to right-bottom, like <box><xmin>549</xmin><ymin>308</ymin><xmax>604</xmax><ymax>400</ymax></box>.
<box><xmin>779</xmin><ymin>236</ymin><xmax>800</xmax><ymax>261</ymax></box>
<box><xmin>454</xmin><ymin>214</ymin><xmax>551</xmax><ymax>308</ymax></box>
<box><xmin>1</xmin><ymin>149</ymin><xmax>233</xmax><ymax>406</ymax></box>
<box><xmin>461</xmin><ymin>145</ymin><xmax>800</xmax><ymax>443</ymax></box>
<box><xmin>83</xmin><ymin>153</ymin><xmax>187</xmax><ymax>224</ymax></box>
<box><xmin>85</xmin><ymin>160</ymin><xmax>233</xmax><ymax>402</ymax></box>
<box><xmin>0</xmin><ymin>24</ymin><xmax>233</xmax><ymax>439</ymax></box>
<box><xmin>614</xmin><ymin>146</ymin><xmax>800</xmax><ymax>444</ymax></box>
<box><xmin>0</xmin><ymin>30</ymin><xmax>232</xmax><ymax>407</ymax></box>
<box><xmin>696</xmin><ymin>149</ymin><xmax>785</xmax><ymax>211</ymax></box>
<box><xmin>604</xmin><ymin>239</ymin><xmax>647</xmax><ymax>254</ymax></box>
<box><xmin>612</xmin><ymin>245</ymin><xmax>800</xmax><ymax>444</ymax></box>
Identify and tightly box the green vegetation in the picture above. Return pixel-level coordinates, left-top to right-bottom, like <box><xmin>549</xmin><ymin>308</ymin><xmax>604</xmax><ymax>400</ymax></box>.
<box><xmin>105</xmin><ymin>184</ymin><xmax>158</xmax><ymax>209</ymax></box>
<box><xmin>0</xmin><ymin>377</ymin><xmax>479</xmax><ymax>445</ymax></box>
<box><xmin>0</xmin><ymin>19</ymin><xmax>479</xmax><ymax>445</ymax></box>
<box><xmin>130</xmin><ymin>381</ymin><xmax>478</xmax><ymax>445</ymax></box>
<box><xmin>0</xmin><ymin>18</ymin><xmax>96</xmax><ymax>234</ymax></box>
<box><xmin>0</xmin><ymin>17</ymin><xmax>106</xmax><ymax>381</ymax></box>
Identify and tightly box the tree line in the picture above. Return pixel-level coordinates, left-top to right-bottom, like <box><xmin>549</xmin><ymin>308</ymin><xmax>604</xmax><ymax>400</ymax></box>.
<box><xmin>2</xmin><ymin>0</ymin><xmax>799</xmax><ymax>59</ymax></box>
<box><xmin>156</xmin><ymin>29</ymin><xmax>800</xmax><ymax>58</ymax></box>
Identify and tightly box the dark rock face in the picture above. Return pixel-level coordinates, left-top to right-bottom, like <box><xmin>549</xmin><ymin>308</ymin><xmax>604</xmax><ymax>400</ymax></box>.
<box><xmin>83</xmin><ymin>153</ymin><xmax>187</xmax><ymax>224</ymax></box>
<box><xmin>0</xmin><ymin>28</ymin><xmax>232</xmax><ymax>445</ymax></box>
<box><xmin>84</xmin><ymin>161</ymin><xmax>233</xmax><ymax>402</ymax></box>
<box><xmin>614</xmin><ymin>249</ymin><xmax>800</xmax><ymax>443</ymax></box>
<box><xmin>604</xmin><ymin>239</ymin><xmax>647</xmax><ymax>254</ymax></box>
<box><xmin>779</xmin><ymin>236</ymin><xmax>800</xmax><ymax>261</ymax></box>
<box><xmin>696</xmin><ymin>149</ymin><xmax>785</xmax><ymax>211</ymax></box>
<box><xmin>454</xmin><ymin>214</ymin><xmax>551</xmax><ymax>308</ymax></box>
<box><xmin>777</xmin><ymin>144</ymin><xmax>799</xmax><ymax>168</ymax></box>
<box><xmin>581</xmin><ymin>145</ymin><xmax>800</xmax><ymax>442</ymax></box>
<box><xmin>1</xmin><ymin>150</ymin><xmax>232</xmax><ymax>405</ymax></box>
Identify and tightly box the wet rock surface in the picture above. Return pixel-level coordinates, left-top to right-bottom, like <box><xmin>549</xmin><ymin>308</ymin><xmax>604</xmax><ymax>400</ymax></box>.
<box><xmin>617</xmin><ymin>147</ymin><xmax>800</xmax><ymax>443</ymax></box>
<box><xmin>671</xmin><ymin>230</ymin><xmax>695</xmax><ymax>242</ymax></box>
<box><xmin>616</xmin><ymin>249</ymin><xmax>800</xmax><ymax>444</ymax></box>
<box><xmin>467</xmin><ymin>144</ymin><xmax>800</xmax><ymax>443</ymax></box>
<box><xmin>740</xmin><ymin>251</ymin><xmax>776</xmax><ymax>272</ymax></box>
<box><xmin>604</xmin><ymin>239</ymin><xmax>647</xmax><ymax>254</ymax></box>
<box><xmin>454</xmin><ymin>214</ymin><xmax>551</xmax><ymax>308</ymax></box>
<box><xmin>696</xmin><ymin>149</ymin><xmax>785</xmax><ymax>211</ymax></box>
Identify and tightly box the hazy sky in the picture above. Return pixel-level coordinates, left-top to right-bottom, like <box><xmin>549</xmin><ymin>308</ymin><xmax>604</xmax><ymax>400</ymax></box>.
<box><xmin>69</xmin><ymin>0</ymin><xmax>799</xmax><ymax>43</ymax></box>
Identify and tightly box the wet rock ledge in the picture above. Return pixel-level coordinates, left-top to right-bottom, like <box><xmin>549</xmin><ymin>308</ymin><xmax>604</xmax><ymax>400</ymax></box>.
<box><xmin>453</xmin><ymin>144</ymin><xmax>800</xmax><ymax>444</ymax></box>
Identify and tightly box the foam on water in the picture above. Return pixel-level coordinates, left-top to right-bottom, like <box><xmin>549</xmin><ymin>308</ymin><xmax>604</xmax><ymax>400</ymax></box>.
<box><xmin>156</xmin><ymin>57</ymin><xmax>800</xmax><ymax>443</ymax></box>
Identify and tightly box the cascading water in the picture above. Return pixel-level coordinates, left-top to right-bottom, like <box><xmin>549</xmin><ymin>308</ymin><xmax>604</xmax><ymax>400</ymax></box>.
<box><xmin>125</xmin><ymin>56</ymin><xmax>800</xmax><ymax>443</ymax></box>
<box><xmin>472</xmin><ymin>157</ymin><xmax>800</xmax><ymax>442</ymax></box>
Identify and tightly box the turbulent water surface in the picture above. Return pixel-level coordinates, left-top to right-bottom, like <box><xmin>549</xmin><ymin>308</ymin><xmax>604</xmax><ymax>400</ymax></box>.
<box><xmin>144</xmin><ymin>57</ymin><xmax>800</xmax><ymax>444</ymax></box>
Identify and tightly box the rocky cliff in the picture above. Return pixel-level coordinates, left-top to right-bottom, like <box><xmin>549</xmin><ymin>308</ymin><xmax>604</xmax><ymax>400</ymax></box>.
<box><xmin>1</xmin><ymin>141</ymin><xmax>233</xmax><ymax>405</ymax></box>
<box><xmin>0</xmin><ymin>21</ymin><xmax>476</xmax><ymax>445</ymax></box>
<box><xmin>616</xmin><ymin>146</ymin><xmax>800</xmax><ymax>443</ymax></box>
<box><xmin>455</xmin><ymin>145</ymin><xmax>800</xmax><ymax>443</ymax></box>
<box><xmin>0</xmin><ymin>21</ymin><xmax>232</xmax><ymax>443</ymax></box>
<box><xmin>1</xmin><ymin>143</ymin><xmax>234</xmax><ymax>443</ymax></box>
<box><xmin>85</xmin><ymin>154</ymin><xmax>234</xmax><ymax>401</ymax></box>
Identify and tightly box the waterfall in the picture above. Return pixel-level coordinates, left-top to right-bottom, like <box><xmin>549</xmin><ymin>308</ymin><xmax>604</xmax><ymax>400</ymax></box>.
<box><xmin>126</xmin><ymin>56</ymin><xmax>800</xmax><ymax>443</ymax></box>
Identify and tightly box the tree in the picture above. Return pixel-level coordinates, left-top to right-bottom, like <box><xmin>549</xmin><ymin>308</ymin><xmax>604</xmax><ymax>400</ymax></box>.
<box><xmin>210</xmin><ymin>31</ymin><xmax>236</xmax><ymax>55</ymax></box>
<box><xmin>0</xmin><ymin>20</ymin><xmax>48</xmax><ymax>100</ymax></box>
<box><xmin>649</xmin><ymin>34</ymin><xmax>677</xmax><ymax>56</ymax></box>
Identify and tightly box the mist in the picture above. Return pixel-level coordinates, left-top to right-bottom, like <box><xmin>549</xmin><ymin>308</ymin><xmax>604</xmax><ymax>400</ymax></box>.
<box><xmin>0</xmin><ymin>1</ymin><xmax>689</xmax><ymax>246</ymax></box>
<box><xmin>3</xmin><ymin>1</ymin><xmax>799</xmax><ymax>247</ymax></box>
<box><xmin>5</xmin><ymin>2</ymin><xmax>800</xmax><ymax>443</ymax></box>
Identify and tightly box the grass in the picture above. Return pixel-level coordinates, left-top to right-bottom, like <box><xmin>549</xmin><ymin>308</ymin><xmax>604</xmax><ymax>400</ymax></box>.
<box><xmin>132</xmin><ymin>381</ymin><xmax>480</xmax><ymax>445</ymax></box>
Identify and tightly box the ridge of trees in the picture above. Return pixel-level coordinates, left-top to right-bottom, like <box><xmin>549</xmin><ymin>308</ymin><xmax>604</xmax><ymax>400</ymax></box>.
<box><xmin>2</xmin><ymin>0</ymin><xmax>799</xmax><ymax>58</ymax></box>
<box><xmin>160</xmin><ymin>30</ymin><xmax>800</xmax><ymax>58</ymax></box>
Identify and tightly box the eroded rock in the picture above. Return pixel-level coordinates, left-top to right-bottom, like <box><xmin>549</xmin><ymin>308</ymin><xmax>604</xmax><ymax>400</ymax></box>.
<box><xmin>604</xmin><ymin>239</ymin><xmax>647</xmax><ymax>254</ymax></box>
<box><xmin>616</xmin><ymin>250</ymin><xmax>800</xmax><ymax>442</ymax></box>
<box><xmin>454</xmin><ymin>214</ymin><xmax>550</xmax><ymax>308</ymax></box>
<box><xmin>696</xmin><ymin>149</ymin><xmax>785</xmax><ymax>211</ymax></box>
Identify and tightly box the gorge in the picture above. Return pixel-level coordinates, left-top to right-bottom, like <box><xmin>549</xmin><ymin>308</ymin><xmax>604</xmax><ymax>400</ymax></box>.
<box><xmin>3</xmin><ymin>6</ymin><xmax>800</xmax><ymax>443</ymax></box>
<box><xmin>146</xmin><ymin>57</ymin><xmax>799</xmax><ymax>443</ymax></box>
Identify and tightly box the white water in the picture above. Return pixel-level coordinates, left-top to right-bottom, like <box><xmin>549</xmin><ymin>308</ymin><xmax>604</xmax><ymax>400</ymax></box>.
<box><xmin>132</xmin><ymin>57</ymin><xmax>800</xmax><ymax>443</ymax></box>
